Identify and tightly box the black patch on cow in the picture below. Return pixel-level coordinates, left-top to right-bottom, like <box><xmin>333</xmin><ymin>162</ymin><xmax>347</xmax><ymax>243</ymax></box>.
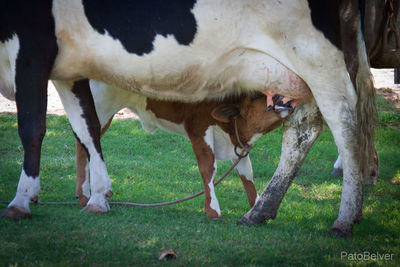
<box><xmin>71</xmin><ymin>79</ymin><xmax>104</xmax><ymax>161</ymax></box>
<box><xmin>307</xmin><ymin>0</ymin><xmax>342</xmax><ymax>50</ymax></box>
<box><xmin>1</xmin><ymin>0</ymin><xmax>58</xmax><ymax>177</ymax></box>
<box><xmin>82</xmin><ymin>0</ymin><xmax>198</xmax><ymax>55</ymax></box>
<box><xmin>359</xmin><ymin>0</ymin><xmax>366</xmax><ymax>34</ymax></box>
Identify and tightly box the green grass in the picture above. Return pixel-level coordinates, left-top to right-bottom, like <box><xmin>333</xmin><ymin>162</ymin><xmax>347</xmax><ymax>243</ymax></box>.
<box><xmin>0</xmin><ymin>95</ymin><xmax>399</xmax><ymax>266</ymax></box>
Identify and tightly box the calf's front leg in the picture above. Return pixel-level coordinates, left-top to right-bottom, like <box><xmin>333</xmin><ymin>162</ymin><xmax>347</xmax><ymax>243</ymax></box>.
<box><xmin>75</xmin><ymin>117</ymin><xmax>113</xmax><ymax>207</ymax></box>
<box><xmin>232</xmin><ymin>156</ymin><xmax>258</xmax><ymax>207</ymax></box>
<box><xmin>188</xmin><ymin>128</ymin><xmax>221</xmax><ymax>218</ymax></box>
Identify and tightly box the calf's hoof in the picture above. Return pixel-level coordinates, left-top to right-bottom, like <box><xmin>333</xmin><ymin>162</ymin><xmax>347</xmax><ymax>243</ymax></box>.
<box><xmin>0</xmin><ymin>206</ymin><xmax>31</xmax><ymax>220</ymax></box>
<box><xmin>205</xmin><ymin>211</ymin><xmax>221</xmax><ymax>220</ymax></box>
<box><xmin>208</xmin><ymin>215</ymin><xmax>222</xmax><ymax>222</ymax></box>
<box><xmin>77</xmin><ymin>195</ymin><xmax>89</xmax><ymax>207</ymax></box>
<box><xmin>80</xmin><ymin>204</ymin><xmax>109</xmax><ymax>213</ymax></box>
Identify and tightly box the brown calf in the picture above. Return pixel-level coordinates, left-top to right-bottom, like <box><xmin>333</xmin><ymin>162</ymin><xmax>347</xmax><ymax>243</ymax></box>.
<box><xmin>76</xmin><ymin>85</ymin><xmax>292</xmax><ymax>218</ymax></box>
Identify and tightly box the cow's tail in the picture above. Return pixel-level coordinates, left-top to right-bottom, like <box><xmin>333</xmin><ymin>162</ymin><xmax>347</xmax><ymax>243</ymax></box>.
<box><xmin>354</xmin><ymin>8</ymin><xmax>377</xmax><ymax>178</ymax></box>
<box><xmin>355</xmin><ymin>48</ymin><xmax>377</xmax><ymax>178</ymax></box>
<box><xmin>340</xmin><ymin>0</ymin><xmax>377</xmax><ymax>179</ymax></box>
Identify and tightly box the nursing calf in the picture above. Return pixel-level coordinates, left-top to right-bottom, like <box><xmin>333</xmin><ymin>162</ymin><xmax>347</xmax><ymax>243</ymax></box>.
<box><xmin>75</xmin><ymin>81</ymin><xmax>292</xmax><ymax>218</ymax></box>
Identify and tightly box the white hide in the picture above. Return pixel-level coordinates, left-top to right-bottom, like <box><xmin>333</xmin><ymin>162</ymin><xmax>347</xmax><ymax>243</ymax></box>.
<box><xmin>81</xmin><ymin>158</ymin><xmax>91</xmax><ymax>199</ymax></box>
<box><xmin>0</xmin><ymin>35</ymin><xmax>20</xmax><ymax>100</ymax></box>
<box><xmin>234</xmin><ymin>156</ymin><xmax>254</xmax><ymax>182</ymax></box>
<box><xmin>8</xmin><ymin>170</ymin><xmax>40</xmax><ymax>212</ymax></box>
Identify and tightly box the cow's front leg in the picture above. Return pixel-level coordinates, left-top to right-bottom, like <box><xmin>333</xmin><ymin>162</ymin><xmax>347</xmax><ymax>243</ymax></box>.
<box><xmin>1</xmin><ymin>33</ymin><xmax>57</xmax><ymax>219</ymax></box>
<box><xmin>232</xmin><ymin>156</ymin><xmax>258</xmax><ymax>207</ymax></box>
<box><xmin>54</xmin><ymin>80</ymin><xmax>112</xmax><ymax>213</ymax></box>
<box><xmin>75</xmin><ymin>117</ymin><xmax>113</xmax><ymax>207</ymax></box>
<box><xmin>188</xmin><ymin>128</ymin><xmax>221</xmax><ymax>218</ymax></box>
<box><xmin>239</xmin><ymin>99</ymin><xmax>323</xmax><ymax>225</ymax></box>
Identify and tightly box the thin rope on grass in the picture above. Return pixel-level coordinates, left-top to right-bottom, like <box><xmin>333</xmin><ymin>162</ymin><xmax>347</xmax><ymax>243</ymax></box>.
<box><xmin>1</xmin><ymin>118</ymin><xmax>252</xmax><ymax>208</ymax></box>
<box><xmin>109</xmin><ymin>152</ymin><xmax>245</xmax><ymax>207</ymax></box>
<box><xmin>0</xmin><ymin>156</ymin><xmax>239</xmax><ymax>207</ymax></box>
<box><xmin>1</xmin><ymin>149</ymin><xmax>250</xmax><ymax>208</ymax></box>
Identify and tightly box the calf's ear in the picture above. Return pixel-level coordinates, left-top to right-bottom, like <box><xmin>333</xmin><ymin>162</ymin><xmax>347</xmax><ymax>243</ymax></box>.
<box><xmin>211</xmin><ymin>104</ymin><xmax>240</xmax><ymax>123</ymax></box>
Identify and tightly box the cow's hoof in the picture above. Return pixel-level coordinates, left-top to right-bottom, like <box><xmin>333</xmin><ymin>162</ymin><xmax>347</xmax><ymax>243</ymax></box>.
<box><xmin>80</xmin><ymin>204</ymin><xmax>109</xmax><ymax>213</ymax></box>
<box><xmin>237</xmin><ymin>216</ymin><xmax>251</xmax><ymax>226</ymax></box>
<box><xmin>0</xmin><ymin>206</ymin><xmax>31</xmax><ymax>220</ymax></box>
<box><xmin>354</xmin><ymin>211</ymin><xmax>363</xmax><ymax>224</ymax></box>
<box><xmin>326</xmin><ymin>227</ymin><xmax>352</xmax><ymax>238</ymax></box>
<box><xmin>331</xmin><ymin>168</ymin><xmax>343</xmax><ymax>177</ymax></box>
<box><xmin>105</xmin><ymin>190</ymin><xmax>113</xmax><ymax>198</ymax></box>
<box><xmin>363</xmin><ymin>176</ymin><xmax>377</xmax><ymax>185</ymax></box>
<box><xmin>237</xmin><ymin>213</ymin><xmax>267</xmax><ymax>226</ymax></box>
<box><xmin>30</xmin><ymin>195</ymin><xmax>38</xmax><ymax>204</ymax></box>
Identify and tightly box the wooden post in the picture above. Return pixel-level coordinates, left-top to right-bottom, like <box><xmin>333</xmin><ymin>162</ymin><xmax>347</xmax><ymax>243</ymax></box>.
<box><xmin>395</xmin><ymin>68</ymin><xmax>400</xmax><ymax>84</ymax></box>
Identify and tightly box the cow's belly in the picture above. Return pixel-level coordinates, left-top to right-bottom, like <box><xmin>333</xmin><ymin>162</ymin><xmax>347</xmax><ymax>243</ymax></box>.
<box><xmin>53</xmin><ymin>43</ymin><xmax>311</xmax><ymax>103</ymax></box>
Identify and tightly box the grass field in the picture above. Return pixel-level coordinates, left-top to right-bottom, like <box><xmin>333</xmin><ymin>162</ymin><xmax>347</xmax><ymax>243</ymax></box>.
<box><xmin>0</xmin><ymin>95</ymin><xmax>399</xmax><ymax>266</ymax></box>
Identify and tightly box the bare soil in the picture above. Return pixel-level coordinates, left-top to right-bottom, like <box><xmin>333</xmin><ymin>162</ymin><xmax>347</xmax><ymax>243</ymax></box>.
<box><xmin>0</xmin><ymin>69</ymin><xmax>399</xmax><ymax>116</ymax></box>
<box><xmin>0</xmin><ymin>82</ymin><xmax>136</xmax><ymax>119</ymax></box>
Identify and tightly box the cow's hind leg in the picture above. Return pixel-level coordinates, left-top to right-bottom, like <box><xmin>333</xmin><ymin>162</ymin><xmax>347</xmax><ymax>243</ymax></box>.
<box><xmin>316</xmin><ymin>90</ymin><xmax>365</xmax><ymax>237</ymax></box>
<box><xmin>54</xmin><ymin>80</ymin><xmax>112</xmax><ymax>213</ymax></box>
<box><xmin>239</xmin><ymin>99</ymin><xmax>322</xmax><ymax>225</ymax></box>
<box><xmin>331</xmin><ymin>155</ymin><xmax>344</xmax><ymax>177</ymax></box>
<box><xmin>1</xmin><ymin>34</ymin><xmax>57</xmax><ymax>219</ymax></box>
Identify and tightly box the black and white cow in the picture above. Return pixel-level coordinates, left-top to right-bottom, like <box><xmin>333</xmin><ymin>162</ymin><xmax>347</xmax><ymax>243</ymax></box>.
<box><xmin>0</xmin><ymin>1</ymin><xmax>376</xmax><ymax>236</ymax></box>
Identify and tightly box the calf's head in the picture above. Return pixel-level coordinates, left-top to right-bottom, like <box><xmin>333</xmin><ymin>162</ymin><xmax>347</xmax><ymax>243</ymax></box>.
<box><xmin>211</xmin><ymin>94</ymin><xmax>292</xmax><ymax>145</ymax></box>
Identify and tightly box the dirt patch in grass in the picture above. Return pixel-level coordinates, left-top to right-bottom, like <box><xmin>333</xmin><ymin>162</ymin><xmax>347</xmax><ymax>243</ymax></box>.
<box><xmin>376</xmin><ymin>86</ymin><xmax>400</xmax><ymax>109</ymax></box>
